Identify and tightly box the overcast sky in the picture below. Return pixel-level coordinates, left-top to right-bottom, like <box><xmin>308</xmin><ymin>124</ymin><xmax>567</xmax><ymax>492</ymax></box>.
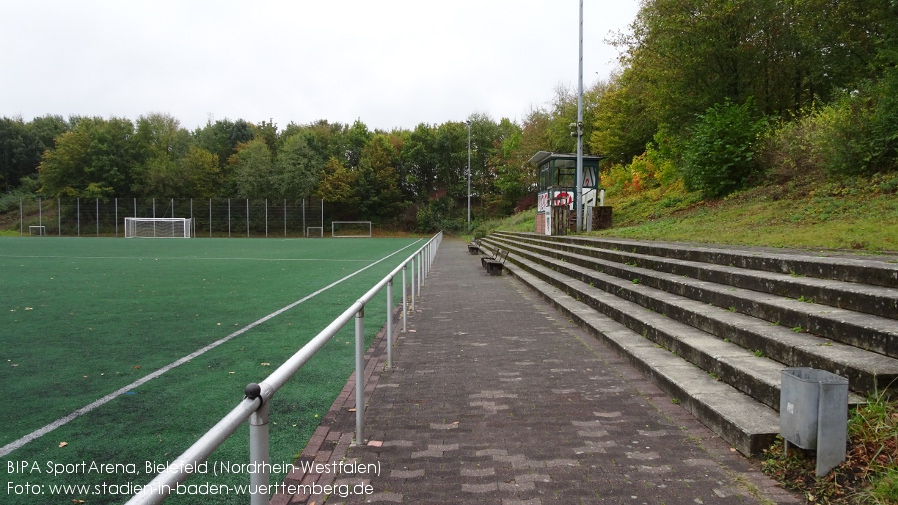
<box><xmin>1</xmin><ymin>0</ymin><xmax>640</xmax><ymax>132</ymax></box>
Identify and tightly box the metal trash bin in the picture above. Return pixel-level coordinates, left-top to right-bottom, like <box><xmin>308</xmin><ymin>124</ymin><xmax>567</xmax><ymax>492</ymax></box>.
<box><xmin>779</xmin><ymin>368</ymin><xmax>849</xmax><ymax>476</ymax></box>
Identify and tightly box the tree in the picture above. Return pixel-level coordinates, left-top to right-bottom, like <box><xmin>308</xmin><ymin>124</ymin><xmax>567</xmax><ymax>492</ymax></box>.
<box><xmin>275</xmin><ymin>133</ymin><xmax>322</xmax><ymax>200</ymax></box>
<box><xmin>356</xmin><ymin>134</ymin><xmax>403</xmax><ymax>221</ymax></box>
<box><xmin>0</xmin><ymin>117</ymin><xmax>28</xmax><ymax>192</ymax></box>
<box><xmin>132</xmin><ymin>113</ymin><xmax>191</xmax><ymax>197</ymax></box>
<box><xmin>588</xmin><ymin>75</ymin><xmax>656</xmax><ymax>165</ymax></box>
<box><xmin>229</xmin><ymin>138</ymin><xmax>275</xmax><ymax>199</ymax></box>
<box><xmin>37</xmin><ymin>117</ymin><xmax>139</xmax><ymax>198</ymax></box>
<box><xmin>315</xmin><ymin>156</ymin><xmax>359</xmax><ymax>211</ymax></box>
<box><xmin>432</xmin><ymin>121</ymin><xmax>467</xmax><ymax>198</ymax></box>
<box><xmin>193</xmin><ymin>118</ymin><xmax>255</xmax><ymax>171</ymax></box>
<box><xmin>178</xmin><ymin>145</ymin><xmax>220</xmax><ymax>197</ymax></box>
<box><xmin>401</xmin><ymin>123</ymin><xmax>439</xmax><ymax>200</ymax></box>
<box><xmin>343</xmin><ymin>120</ymin><xmax>371</xmax><ymax>168</ymax></box>
<box><xmin>491</xmin><ymin>118</ymin><xmax>528</xmax><ymax>213</ymax></box>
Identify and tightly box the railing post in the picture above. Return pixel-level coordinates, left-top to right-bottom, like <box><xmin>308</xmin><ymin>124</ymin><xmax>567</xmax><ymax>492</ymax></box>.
<box><xmin>354</xmin><ymin>306</ymin><xmax>365</xmax><ymax>445</ymax></box>
<box><xmin>410</xmin><ymin>257</ymin><xmax>416</xmax><ymax>312</ymax></box>
<box><xmin>419</xmin><ymin>249</ymin><xmax>424</xmax><ymax>291</ymax></box>
<box><xmin>402</xmin><ymin>265</ymin><xmax>408</xmax><ymax>333</ymax></box>
<box><xmin>386</xmin><ymin>278</ymin><xmax>393</xmax><ymax>369</ymax></box>
<box><xmin>249</xmin><ymin>399</ymin><xmax>270</xmax><ymax>505</ymax></box>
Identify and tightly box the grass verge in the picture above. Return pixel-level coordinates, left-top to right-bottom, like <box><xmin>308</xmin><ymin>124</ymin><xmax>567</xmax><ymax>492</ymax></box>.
<box><xmin>761</xmin><ymin>393</ymin><xmax>898</xmax><ymax>504</ymax></box>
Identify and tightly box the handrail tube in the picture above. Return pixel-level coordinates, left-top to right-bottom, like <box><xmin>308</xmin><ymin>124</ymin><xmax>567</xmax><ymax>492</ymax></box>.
<box><xmin>126</xmin><ymin>232</ymin><xmax>441</xmax><ymax>505</ymax></box>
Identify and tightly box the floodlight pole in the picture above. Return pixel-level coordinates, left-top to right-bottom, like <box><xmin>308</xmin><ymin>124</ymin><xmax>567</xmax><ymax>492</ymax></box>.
<box><xmin>466</xmin><ymin>120</ymin><xmax>472</xmax><ymax>230</ymax></box>
<box><xmin>575</xmin><ymin>0</ymin><xmax>584</xmax><ymax>232</ymax></box>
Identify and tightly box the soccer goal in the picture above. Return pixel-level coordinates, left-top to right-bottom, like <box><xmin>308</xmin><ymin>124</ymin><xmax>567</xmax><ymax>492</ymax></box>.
<box><xmin>331</xmin><ymin>221</ymin><xmax>372</xmax><ymax>238</ymax></box>
<box><xmin>124</xmin><ymin>217</ymin><xmax>193</xmax><ymax>238</ymax></box>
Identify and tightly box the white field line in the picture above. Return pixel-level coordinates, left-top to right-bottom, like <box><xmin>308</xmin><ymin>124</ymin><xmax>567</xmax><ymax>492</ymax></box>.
<box><xmin>0</xmin><ymin>239</ymin><xmax>423</xmax><ymax>458</ymax></box>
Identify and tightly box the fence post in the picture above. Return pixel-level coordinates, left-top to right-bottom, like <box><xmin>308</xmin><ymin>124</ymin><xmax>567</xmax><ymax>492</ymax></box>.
<box><xmin>386</xmin><ymin>278</ymin><xmax>393</xmax><ymax>369</ymax></box>
<box><xmin>249</xmin><ymin>400</ymin><xmax>270</xmax><ymax>505</ymax></box>
<box><xmin>354</xmin><ymin>307</ymin><xmax>365</xmax><ymax>445</ymax></box>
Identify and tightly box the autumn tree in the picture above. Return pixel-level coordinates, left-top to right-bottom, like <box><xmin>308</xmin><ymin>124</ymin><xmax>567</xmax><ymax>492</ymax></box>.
<box><xmin>357</xmin><ymin>133</ymin><xmax>403</xmax><ymax>221</ymax></box>
<box><xmin>315</xmin><ymin>156</ymin><xmax>359</xmax><ymax>216</ymax></box>
<box><xmin>38</xmin><ymin>117</ymin><xmax>139</xmax><ymax>198</ymax></box>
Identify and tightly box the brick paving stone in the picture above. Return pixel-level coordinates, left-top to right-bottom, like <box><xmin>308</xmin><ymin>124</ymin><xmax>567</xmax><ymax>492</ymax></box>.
<box><xmin>275</xmin><ymin>239</ymin><xmax>800</xmax><ymax>505</ymax></box>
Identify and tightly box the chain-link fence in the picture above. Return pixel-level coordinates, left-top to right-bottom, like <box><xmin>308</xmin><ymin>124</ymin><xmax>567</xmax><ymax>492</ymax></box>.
<box><xmin>10</xmin><ymin>197</ymin><xmax>326</xmax><ymax>237</ymax></box>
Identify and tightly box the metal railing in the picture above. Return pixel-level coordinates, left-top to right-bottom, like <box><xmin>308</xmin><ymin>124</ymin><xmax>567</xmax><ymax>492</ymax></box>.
<box><xmin>126</xmin><ymin>232</ymin><xmax>442</xmax><ymax>505</ymax></box>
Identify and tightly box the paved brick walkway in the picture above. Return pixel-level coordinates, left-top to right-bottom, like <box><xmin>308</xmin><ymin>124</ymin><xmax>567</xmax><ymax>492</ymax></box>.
<box><xmin>272</xmin><ymin>238</ymin><xmax>798</xmax><ymax>505</ymax></box>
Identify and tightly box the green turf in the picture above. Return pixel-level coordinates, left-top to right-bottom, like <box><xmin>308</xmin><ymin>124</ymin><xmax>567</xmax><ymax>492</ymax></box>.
<box><xmin>0</xmin><ymin>236</ymin><xmax>425</xmax><ymax>504</ymax></box>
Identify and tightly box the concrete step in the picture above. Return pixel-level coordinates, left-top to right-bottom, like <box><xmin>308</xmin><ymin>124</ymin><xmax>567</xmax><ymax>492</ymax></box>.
<box><xmin>494</xmin><ymin>246</ymin><xmax>781</xmax><ymax>456</ymax></box>
<box><xmin>493</xmin><ymin>232</ymin><xmax>898</xmax><ymax>320</ymax></box>
<box><xmin>489</xmin><ymin>233</ymin><xmax>898</xmax><ymax>361</ymax></box>
<box><xmin>505</xmin><ymin>233</ymin><xmax>898</xmax><ymax>289</ymax></box>
<box><xmin>483</xmin><ymin>238</ymin><xmax>897</xmax><ymax>399</ymax></box>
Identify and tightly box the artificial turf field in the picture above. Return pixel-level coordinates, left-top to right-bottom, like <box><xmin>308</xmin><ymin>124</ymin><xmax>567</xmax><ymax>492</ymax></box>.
<box><xmin>0</xmin><ymin>236</ymin><xmax>425</xmax><ymax>504</ymax></box>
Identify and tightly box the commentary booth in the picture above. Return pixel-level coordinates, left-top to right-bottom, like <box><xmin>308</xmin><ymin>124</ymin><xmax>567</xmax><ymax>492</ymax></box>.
<box><xmin>530</xmin><ymin>151</ymin><xmax>608</xmax><ymax>235</ymax></box>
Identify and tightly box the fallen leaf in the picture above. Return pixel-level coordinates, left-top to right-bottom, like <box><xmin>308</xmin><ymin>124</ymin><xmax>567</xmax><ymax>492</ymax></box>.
<box><xmin>133</xmin><ymin>365</ymin><xmax>141</xmax><ymax>369</ymax></box>
<box><xmin>59</xmin><ymin>442</ymin><xmax>68</xmax><ymax>448</ymax></box>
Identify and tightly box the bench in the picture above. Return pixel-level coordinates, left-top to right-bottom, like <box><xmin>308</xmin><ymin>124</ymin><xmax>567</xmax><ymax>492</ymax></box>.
<box><xmin>481</xmin><ymin>248</ymin><xmax>509</xmax><ymax>276</ymax></box>
<box><xmin>467</xmin><ymin>240</ymin><xmax>480</xmax><ymax>255</ymax></box>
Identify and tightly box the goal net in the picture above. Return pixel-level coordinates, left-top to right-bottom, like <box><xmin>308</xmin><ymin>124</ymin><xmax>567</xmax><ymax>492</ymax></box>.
<box><xmin>331</xmin><ymin>221</ymin><xmax>372</xmax><ymax>238</ymax></box>
<box><xmin>125</xmin><ymin>217</ymin><xmax>193</xmax><ymax>238</ymax></box>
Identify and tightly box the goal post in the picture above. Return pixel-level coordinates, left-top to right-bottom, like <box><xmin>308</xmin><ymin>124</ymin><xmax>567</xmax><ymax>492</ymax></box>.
<box><xmin>331</xmin><ymin>221</ymin><xmax>372</xmax><ymax>238</ymax></box>
<box><xmin>124</xmin><ymin>217</ymin><xmax>193</xmax><ymax>238</ymax></box>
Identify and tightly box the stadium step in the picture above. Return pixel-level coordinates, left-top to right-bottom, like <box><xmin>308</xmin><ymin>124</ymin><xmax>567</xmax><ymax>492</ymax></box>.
<box><xmin>478</xmin><ymin>232</ymin><xmax>898</xmax><ymax>456</ymax></box>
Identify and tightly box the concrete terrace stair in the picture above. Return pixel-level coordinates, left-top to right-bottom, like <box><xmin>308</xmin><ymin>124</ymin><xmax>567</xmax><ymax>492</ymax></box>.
<box><xmin>479</xmin><ymin>232</ymin><xmax>898</xmax><ymax>456</ymax></box>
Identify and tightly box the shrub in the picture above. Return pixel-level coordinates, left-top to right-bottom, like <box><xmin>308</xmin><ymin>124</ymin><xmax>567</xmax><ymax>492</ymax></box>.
<box><xmin>681</xmin><ymin>99</ymin><xmax>767</xmax><ymax>198</ymax></box>
<box><xmin>761</xmin><ymin>72</ymin><xmax>898</xmax><ymax>182</ymax></box>
<box><xmin>415</xmin><ymin>196</ymin><xmax>460</xmax><ymax>233</ymax></box>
